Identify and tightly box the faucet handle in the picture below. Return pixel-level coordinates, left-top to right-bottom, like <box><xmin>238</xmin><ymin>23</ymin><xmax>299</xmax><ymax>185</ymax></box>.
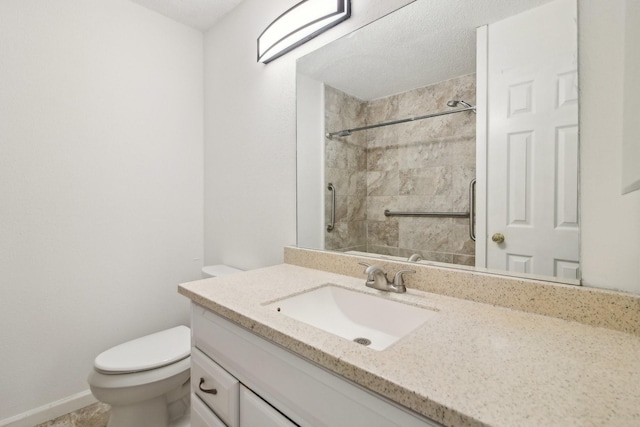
<box><xmin>393</xmin><ymin>269</ymin><xmax>415</xmax><ymax>286</ymax></box>
<box><xmin>359</xmin><ymin>262</ymin><xmax>385</xmax><ymax>276</ymax></box>
<box><xmin>358</xmin><ymin>262</ymin><xmax>372</xmax><ymax>274</ymax></box>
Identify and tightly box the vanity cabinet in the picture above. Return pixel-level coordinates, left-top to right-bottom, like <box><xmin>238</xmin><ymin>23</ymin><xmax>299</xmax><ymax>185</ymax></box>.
<box><xmin>239</xmin><ymin>385</ymin><xmax>297</xmax><ymax>427</ymax></box>
<box><xmin>191</xmin><ymin>393</ymin><xmax>227</xmax><ymax>427</ymax></box>
<box><xmin>191</xmin><ymin>303</ymin><xmax>441</xmax><ymax>427</ymax></box>
<box><xmin>191</xmin><ymin>345</ymin><xmax>295</xmax><ymax>426</ymax></box>
<box><xmin>191</xmin><ymin>348</ymin><xmax>240</xmax><ymax>426</ymax></box>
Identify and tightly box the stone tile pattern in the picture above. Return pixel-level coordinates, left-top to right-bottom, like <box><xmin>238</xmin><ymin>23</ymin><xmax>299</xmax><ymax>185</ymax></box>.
<box><xmin>324</xmin><ymin>85</ymin><xmax>368</xmax><ymax>253</ymax></box>
<box><xmin>35</xmin><ymin>403</ymin><xmax>110</xmax><ymax>427</ymax></box>
<box><xmin>324</xmin><ymin>74</ymin><xmax>476</xmax><ymax>265</ymax></box>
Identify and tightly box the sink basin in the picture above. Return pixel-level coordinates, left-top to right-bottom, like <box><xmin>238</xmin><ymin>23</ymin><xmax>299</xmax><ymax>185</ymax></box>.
<box><xmin>264</xmin><ymin>285</ymin><xmax>437</xmax><ymax>350</ymax></box>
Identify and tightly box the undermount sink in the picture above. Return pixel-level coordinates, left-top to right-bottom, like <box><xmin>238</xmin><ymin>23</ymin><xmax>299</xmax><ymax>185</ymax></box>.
<box><xmin>264</xmin><ymin>284</ymin><xmax>437</xmax><ymax>350</ymax></box>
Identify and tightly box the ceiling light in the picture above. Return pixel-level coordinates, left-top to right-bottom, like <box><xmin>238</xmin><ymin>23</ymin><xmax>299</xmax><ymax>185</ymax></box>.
<box><xmin>258</xmin><ymin>0</ymin><xmax>351</xmax><ymax>64</ymax></box>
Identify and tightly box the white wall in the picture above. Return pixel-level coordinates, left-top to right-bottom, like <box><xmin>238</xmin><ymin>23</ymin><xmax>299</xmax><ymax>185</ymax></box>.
<box><xmin>296</xmin><ymin>74</ymin><xmax>325</xmax><ymax>250</ymax></box>
<box><xmin>203</xmin><ymin>0</ymin><xmax>413</xmax><ymax>271</ymax></box>
<box><xmin>2</xmin><ymin>0</ymin><xmax>637</xmax><ymax>421</ymax></box>
<box><xmin>580</xmin><ymin>0</ymin><xmax>640</xmax><ymax>294</ymax></box>
<box><xmin>622</xmin><ymin>0</ymin><xmax>640</xmax><ymax>194</ymax></box>
<box><xmin>0</xmin><ymin>0</ymin><xmax>203</xmax><ymax>422</ymax></box>
<box><xmin>204</xmin><ymin>0</ymin><xmax>639</xmax><ymax>294</ymax></box>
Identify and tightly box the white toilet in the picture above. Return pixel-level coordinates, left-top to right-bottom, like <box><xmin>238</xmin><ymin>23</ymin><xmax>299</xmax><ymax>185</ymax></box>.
<box><xmin>201</xmin><ymin>264</ymin><xmax>243</xmax><ymax>278</ymax></box>
<box><xmin>87</xmin><ymin>326</ymin><xmax>191</xmax><ymax>427</ymax></box>
<box><xmin>88</xmin><ymin>265</ymin><xmax>242</xmax><ymax>427</ymax></box>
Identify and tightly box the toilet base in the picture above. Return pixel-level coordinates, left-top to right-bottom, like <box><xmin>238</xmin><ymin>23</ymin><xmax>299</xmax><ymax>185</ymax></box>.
<box><xmin>108</xmin><ymin>395</ymin><xmax>168</xmax><ymax>427</ymax></box>
<box><xmin>170</xmin><ymin>409</ymin><xmax>191</xmax><ymax>427</ymax></box>
<box><xmin>104</xmin><ymin>382</ymin><xmax>190</xmax><ymax>427</ymax></box>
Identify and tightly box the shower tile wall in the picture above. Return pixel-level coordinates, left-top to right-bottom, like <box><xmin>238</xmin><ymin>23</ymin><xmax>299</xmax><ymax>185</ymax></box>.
<box><xmin>325</xmin><ymin>74</ymin><xmax>476</xmax><ymax>265</ymax></box>
<box><xmin>324</xmin><ymin>86</ymin><xmax>368</xmax><ymax>252</ymax></box>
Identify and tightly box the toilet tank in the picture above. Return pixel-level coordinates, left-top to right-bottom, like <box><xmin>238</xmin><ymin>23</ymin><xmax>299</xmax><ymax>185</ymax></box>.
<box><xmin>202</xmin><ymin>265</ymin><xmax>243</xmax><ymax>278</ymax></box>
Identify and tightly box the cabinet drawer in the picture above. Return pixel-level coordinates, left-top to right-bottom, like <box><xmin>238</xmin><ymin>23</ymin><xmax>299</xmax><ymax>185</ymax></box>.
<box><xmin>191</xmin><ymin>394</ymin><xmax>227</xmax><ymax>427</ymax></box>
<box><xmin>192</xmin><ymin>348</ymin><xmax>239</xmax><ymax>427</ymax></box>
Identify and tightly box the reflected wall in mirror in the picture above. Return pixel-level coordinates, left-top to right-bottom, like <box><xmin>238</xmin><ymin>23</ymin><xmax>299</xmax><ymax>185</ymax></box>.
<box><xmin>297</xmin><ymin>0</ymin><xmax>580</xmax><ymax>284</ymax></box>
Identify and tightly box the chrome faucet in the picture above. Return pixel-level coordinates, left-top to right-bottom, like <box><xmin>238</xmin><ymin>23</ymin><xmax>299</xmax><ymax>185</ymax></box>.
<box><xmin>358</xmin><ymin>262</ymin><xmax>415</xmax><ymax>293</ymax></box>
<box><xmin>407</xmin><ymin>253</ymin><xmax>423</xmax><ymax>262</ymax></box>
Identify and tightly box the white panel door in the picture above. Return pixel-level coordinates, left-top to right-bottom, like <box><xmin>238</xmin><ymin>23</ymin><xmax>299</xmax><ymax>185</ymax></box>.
<box><xmin>486</xmin><ymin>0</ymin><xmax>580</xmax><ymax>279</ymax></box>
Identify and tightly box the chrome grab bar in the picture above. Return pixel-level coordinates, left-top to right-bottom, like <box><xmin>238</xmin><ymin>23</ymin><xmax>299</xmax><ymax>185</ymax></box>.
<box><xmin>384</xmin><ymin>210</ymin><xmax>469</xmax><ymax>218</ymax></box>
<box><xmin>327</xmin><ymin>183</ymin><xmax>335</xmax><ymax>232</ymax></box>
<box><xmin>469</xmin><ymin>178</ymin><xmax>476</xmax><ymax>241</ymax></box>
<box><xmin>384</xmin><ymin>178</ymin><xmax>477</xmax><ymax>240</ymax></box>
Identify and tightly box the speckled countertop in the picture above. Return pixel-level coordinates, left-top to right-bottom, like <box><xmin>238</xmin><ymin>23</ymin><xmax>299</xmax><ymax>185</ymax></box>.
<box><xmin>179</xmin><ymin>263</ymin><xmax>640</xmax><ymax>427</ymax></box>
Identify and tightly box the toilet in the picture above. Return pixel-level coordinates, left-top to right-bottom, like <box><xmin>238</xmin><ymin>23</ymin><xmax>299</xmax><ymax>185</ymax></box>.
<box><xmin>201</xmin><ymin>264</ymin><xmax>243</xmax><ymax>278</ymax></box>
<box><xmin>88</xmin><ymin>265</ymin><xmax>242</xmax><ymax>427</ymax></box>
<box><xmin>88</xmin><ymin>326</ymin><xmax>191</xmax><ymax>427</ymax></box>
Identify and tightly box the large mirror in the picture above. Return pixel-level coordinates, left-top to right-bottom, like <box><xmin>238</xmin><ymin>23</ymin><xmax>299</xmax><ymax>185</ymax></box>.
<box><xmin>296</xmin><ymin>0</ymin><xmax>581</xmax><ymax>284</ymax></box>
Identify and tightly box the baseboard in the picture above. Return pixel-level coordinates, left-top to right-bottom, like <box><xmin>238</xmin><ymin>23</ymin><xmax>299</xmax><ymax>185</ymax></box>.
<box><xmin>0</xmin><ymin>390</ymin><xmax>97</xmax><ymax>427</ymax></box>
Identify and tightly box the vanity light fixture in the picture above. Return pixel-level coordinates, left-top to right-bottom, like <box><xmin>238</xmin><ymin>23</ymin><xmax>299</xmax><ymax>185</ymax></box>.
<box><xmin>257</xmin><ymin>0</ymin><xmax>351</xmax><ymax>64</ymax></box>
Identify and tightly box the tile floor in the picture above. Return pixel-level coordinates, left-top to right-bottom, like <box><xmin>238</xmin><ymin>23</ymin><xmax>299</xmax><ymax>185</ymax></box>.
<box><xmin>33</xmin><ymin>402</ymin><xmax>191</xmax><ymax>427</ymax></box>
<box><xmin>34</xmin><ymin>403</ymin><xmax>110</xmax><ymax>427</ymax></box>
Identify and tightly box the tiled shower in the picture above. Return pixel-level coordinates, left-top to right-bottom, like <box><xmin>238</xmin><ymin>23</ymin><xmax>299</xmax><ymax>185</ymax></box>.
<box><xmin>324</xmin><ymin>74</ymin><xmax>476</xmax><ymax>265</ymax></box>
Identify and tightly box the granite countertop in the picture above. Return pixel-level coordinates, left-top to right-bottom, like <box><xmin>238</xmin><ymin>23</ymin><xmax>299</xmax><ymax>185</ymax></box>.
<box><xmin>178</xmin><ymin>264</ymin><xmax>640</xmax><ymax>427</ymax></box>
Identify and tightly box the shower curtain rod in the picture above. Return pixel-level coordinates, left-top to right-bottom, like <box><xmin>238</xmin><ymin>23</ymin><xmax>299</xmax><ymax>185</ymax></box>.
<box><xmin>325</xmin><ymin>104</ymin><xmax>476</xmax><ymax>138</ymax></box>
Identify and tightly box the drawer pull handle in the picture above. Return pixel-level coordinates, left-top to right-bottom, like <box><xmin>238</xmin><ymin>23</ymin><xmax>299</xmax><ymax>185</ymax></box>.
<box><xmin>198</xmin><ymin>378</ymin><xmax>218</xmax><ymax>395</ymax></box>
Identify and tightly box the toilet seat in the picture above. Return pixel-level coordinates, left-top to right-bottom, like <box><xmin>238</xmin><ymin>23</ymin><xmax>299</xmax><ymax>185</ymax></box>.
<box><xmin>94</xmin><ymin>325</ymin><xmax>190</xmax><ymax>374</ymax></box>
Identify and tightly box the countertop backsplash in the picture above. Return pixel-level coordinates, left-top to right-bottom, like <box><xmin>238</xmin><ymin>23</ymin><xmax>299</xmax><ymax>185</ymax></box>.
<box><xmin>284</xmin><ymin>246</ymin><xmax>640</xmax><ymax>335</ymax></box>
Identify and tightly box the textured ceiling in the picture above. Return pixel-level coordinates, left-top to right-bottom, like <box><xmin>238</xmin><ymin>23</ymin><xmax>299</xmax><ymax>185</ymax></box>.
<box><xmin>297</xmin><ymin>0</ymin><xmax>552</xmax><ymax>100</ymax></box>
<box><xmin>130</xmin><ymin>0</ymin><xmax>243</xmax><ymax>31</ymax></box>
<box><xmin>129</xmin><ymin>0</ymin><xmax>553</xmax><ymax>99</ymax></box>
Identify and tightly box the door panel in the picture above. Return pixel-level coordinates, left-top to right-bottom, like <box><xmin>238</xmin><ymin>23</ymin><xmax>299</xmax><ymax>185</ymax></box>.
<box><xmin>485</xmin><ymin>0</ymin><xmax>579</xmax><ymax>279</ymax></box>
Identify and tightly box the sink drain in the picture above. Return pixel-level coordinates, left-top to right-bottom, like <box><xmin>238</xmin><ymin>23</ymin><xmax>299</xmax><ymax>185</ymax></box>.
<box><xmin>353</xmin><ymin>337</ymin><xmax>371</xmax><ymax>346</ymax></box>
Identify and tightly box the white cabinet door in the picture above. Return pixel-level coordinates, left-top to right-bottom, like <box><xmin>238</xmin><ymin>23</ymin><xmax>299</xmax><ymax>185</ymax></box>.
<box><xmin>485</xmin><ymin>0</ymin><xmax>580</xmax><ymax>279</ymax></box>
<box><xmin>192</xmin><ymin>394</ymin><xmax>227</xmax><ymax>427</ymax></box>
<box><xmin>240</xmin><ymin>385</ymin><xmax>298</xmax><ymax>427</ymax></box>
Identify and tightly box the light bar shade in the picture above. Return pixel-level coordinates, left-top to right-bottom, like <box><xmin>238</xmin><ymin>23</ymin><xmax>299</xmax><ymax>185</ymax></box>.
<box><xmin>258</xmin><ymin>0</ymin><xmax>351</xmax><ymax>64</ymax></box>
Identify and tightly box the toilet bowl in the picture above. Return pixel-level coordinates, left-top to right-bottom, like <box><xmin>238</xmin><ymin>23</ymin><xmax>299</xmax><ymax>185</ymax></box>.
<box><xmin>88</xmin><ymin>326</ymin><xmax>191</xmax><ymax>427</ymax></box>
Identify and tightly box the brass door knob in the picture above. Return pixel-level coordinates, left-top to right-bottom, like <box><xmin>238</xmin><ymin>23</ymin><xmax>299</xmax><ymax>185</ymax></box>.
<box><xmin>491</xmin><ymin>233</ymin><xmax>505</xmax><ymax>243</ymax></box>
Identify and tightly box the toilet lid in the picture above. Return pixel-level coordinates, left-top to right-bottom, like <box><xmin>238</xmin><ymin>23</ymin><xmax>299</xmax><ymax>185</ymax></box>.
<box><xmin>94</xmin><ymin>325</ymin><xmax>190</xmax><ymax>374</ymax></box>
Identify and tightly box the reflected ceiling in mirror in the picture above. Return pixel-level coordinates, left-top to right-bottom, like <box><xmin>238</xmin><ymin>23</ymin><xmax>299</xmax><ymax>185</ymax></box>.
<box><xmin>297</xmin><ymin>0</ymin><xmax>553</xmax><ymax>101</ymax></box>
<box><xmin>296</xmin><ymin>0</ymin><xmax>580</xmax><ymax>286</ymax></box>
